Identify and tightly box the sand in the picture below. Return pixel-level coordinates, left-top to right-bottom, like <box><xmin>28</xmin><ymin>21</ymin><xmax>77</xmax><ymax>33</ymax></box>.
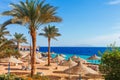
<box><xmin>0</xmin><ymin>56</ymin><xmax>104</xmax><ymax>80</ymax></box>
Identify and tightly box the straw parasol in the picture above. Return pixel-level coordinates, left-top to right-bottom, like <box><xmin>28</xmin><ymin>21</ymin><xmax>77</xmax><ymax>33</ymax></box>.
<box><xmin>71</xmin><ymin>55</ymin><xmax>77</xmax><ymax>59</ymax></box>
<box><xmin>20</xmin><ymin>51</ymin><xmax>29</xmax><ymax>56</ymax></box>
<box><xmin>64</xmin><ymin>61</ymin><xmax>98</xmax><ymax>75</ymax></box>
<box><xmin>73</xmin><ymin>57</ymin><xmax>88</xmax><ymax>63</ymax></box>
<box><xmin>9</xmin><ymin>57</ymin><xmax>23</xmax><ymax>63</ymax></box>
<box><xmin>60</xmin><ymin>54</ymin><xmax>66</xmax><ymax>58</ymax></box>
<box><xmin>51</xmin><ymin>55</ymin><xmax>65</xmax><ymax>63</ymax></box>
<box><xmin>87</xmin><ymin>54</ymin><xmax>100</xmax><ymax>60</ymax></box>
<box><xmin>36</xmin><ymin>52</ymin><xmax>42</xmax><ymax>59</ymax></box>
<box><xmin>60</xmin><ymin>58</ymin><xmax>77</xmax><ymax>67</ymax></box>
<box><xmin>0</xmin><ymin>56</ymin><xmax>23</xmax><ymax>64</ymax></box>
<box><xmin>36</xmin><ymin>57</ymin><xmax>45</xmax><ymax>63</ymax></box>
<box><xmin>21</xmin><ymin>53</ymin><xmax>31</xmax><ymax>61</ymax></box>
<box><xmin>21</xmin><ymin>51</ymin><xmax>30</xmax><ymax>58</ymax></box>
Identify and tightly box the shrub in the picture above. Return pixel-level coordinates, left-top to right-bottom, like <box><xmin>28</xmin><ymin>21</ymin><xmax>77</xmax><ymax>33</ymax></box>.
<box><xmin>0</xmin><ymin>74</ymin><xmax>24</xmax><ymax>80</ymax></box>
<box><xmin>99</xmin><ymin>46</ymin><xmax>120</xmax><ymax>80</ymax></box>
<box><xmin>26</xmin><ymin>74</ymin><xmax>49</xmax><ymax>80</ymax></box>
<box><xmin>0</xmin><ymin>74</ymin><xmax>50</xmax><ymax>80</ymax></box>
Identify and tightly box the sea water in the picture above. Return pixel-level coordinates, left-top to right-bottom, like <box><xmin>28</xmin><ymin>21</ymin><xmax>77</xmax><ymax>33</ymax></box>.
<box><xmin>39</xmin><ymin>47</ymin><xmax>107</xmax><ymax>64</ymax></box>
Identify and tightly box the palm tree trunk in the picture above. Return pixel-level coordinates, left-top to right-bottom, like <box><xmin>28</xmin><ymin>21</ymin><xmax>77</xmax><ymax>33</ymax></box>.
<box><xmin>17</xmin><ymin>42</ymin><xmax>20</xmax><ymax>53</ymax></box>
<box><xmin>31</xmin><ymin>30</ymin><xmax>36</xmax><ymax>76</ymax></box>
<box><xmin>48</xmin><ymin>38</ymin><xmax>51</xmax><ymax>66</ymax></box>
<box><xmin>30</xmin><ymin>44</ymin><xmax>31</xmax><ymax>56</ymax></box>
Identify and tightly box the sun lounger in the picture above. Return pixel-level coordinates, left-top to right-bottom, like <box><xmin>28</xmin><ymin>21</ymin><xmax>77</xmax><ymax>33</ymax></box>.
<box><xmin>37</xmin><ymin>72</ymin><xmax>44</xmax><ymax>76</ymax></box>
<box><xmin>26</xmin><ymin>66</ymin><xmax>31</xmax><ymax>70</ymax></box>
<box><xmin>21</xmin><ymin>66</ymin><xmax>26</xmax><ymax>70</ymax></box>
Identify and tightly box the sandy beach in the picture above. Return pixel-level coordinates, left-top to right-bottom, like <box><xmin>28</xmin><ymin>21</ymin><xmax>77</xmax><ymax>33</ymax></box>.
<box><xmin>0</xmin><ymin>57</ymin><xmax>104</xmax><ymax>80</ymax></box>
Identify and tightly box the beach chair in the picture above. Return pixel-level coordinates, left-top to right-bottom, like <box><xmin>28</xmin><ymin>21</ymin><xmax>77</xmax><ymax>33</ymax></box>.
<box><xmin>26</xmin><ymin>65</ymin><xmax>31</xmax><ymax>70</ymax></box>
<box><xmin>21</xmin><ymin>65</ymin><xmax>26</xmax><ymax>70</ymax></box>
<box><xmin>37</xmin><ymin>72</ymin><xmax>44</xmax><ymax>76</ymax></box>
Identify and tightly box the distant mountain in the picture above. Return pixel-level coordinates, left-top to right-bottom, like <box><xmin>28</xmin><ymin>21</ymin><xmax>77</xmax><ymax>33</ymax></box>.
<box><xmin>75</xmin><ymin>44</ymin><xmax>94</xmax><ymax>47</ymax></box>
<box><xmin>45</xmin><ymin>44</ymin><xmax>95</xmax><ymax>47</ymax></box>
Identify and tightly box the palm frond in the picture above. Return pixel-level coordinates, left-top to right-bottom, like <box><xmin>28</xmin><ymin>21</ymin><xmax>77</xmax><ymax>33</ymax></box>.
<box><xmin>13</xmin><ymin>32</ymin><xmax>27</xmax><ymax>43</ymax></box>
<box><xmin>0</xmin><ymin>25</ymin><xmax>10</xmax><ymax>39</ymax></box>
<box><xmin>2</xmin><ymin>0</ymin><xmax>62</xmax><ymax>31</ymax></box>
<box><xmin>39</xmin><ymin>25</ymin><xmax>61</xmax><ymax>40</ymax></box>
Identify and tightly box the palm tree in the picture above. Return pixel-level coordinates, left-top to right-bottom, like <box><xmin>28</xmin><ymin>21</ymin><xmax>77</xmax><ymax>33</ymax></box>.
<box><xmin>0</xmin><ymin>39</ymin><xmax>21</xmax><ymax>75</ymax></box>
<box><xmin>0</xmin><ymin>39</ymin><xmax>20</xmax><ymax>58</ymax></box>
<box><xmin>1</xmin><ymin>0</ymin><xmax>62</xmax><ymax>76</ymax></box>
<box><xmin>13</xmin><ymin>32</ymin><xmax>27</xmax><ymax>53</ymax></box>
<box><xmin>0</xmin><ymin>25</ymin><xmax>10</xmax><ymax>40</ymax></box>
<box><xmin>39</xmin><ymin>25</ymin><xmax>61</xmax><ymax>66</ymax></box>
<box><xmin>0</xmin><ymin>26</ymin><xmax>20</xmax><ymax>58</ymax></box>
<box><xmin>1</xmin><ymin>19</ymin><xmax>22</xmax><ymax>28</ymax></box>
<box><xmin>0</xmin><ymin>25</ymin><xmax>11</xmax><ymax>50</ymax></box>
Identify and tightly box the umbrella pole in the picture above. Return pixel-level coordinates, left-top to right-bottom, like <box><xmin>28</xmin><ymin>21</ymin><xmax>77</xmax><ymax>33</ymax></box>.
<box><xmin>28</xmin><ymin>55</ymin><xmax>30</xmax><ymax>70</ymax></box>
<box><xmin>56</xmin><ymin>59</ymin><xmax>58</xmax><ymax>69</ymax></box>
<box><xmin>8</xmin><ymin>62</ymin><xmax>10</xmax><ymax>75</ymax></box>
<box><xmin>69</xmin><ymin>63</ymin><xmax>71</xmax><ymax>80</ymax></box>
<box><xmin>79</xmin><ymin>74</ymin><xmax>81</xmax><ymax>80</ymax></box>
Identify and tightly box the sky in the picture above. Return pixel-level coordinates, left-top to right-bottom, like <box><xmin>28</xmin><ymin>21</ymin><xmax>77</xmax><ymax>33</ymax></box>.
<box><xmin>0</xmin><ymin>0</ymin><xmax>120</xmax><ymax>47</ymax></box>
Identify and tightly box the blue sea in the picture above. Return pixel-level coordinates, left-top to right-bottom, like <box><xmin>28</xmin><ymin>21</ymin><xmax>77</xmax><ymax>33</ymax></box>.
<box><xmin>39</xmin><ymin>47</ymin><xmax>107</xmax><ymax>64</ymax></box>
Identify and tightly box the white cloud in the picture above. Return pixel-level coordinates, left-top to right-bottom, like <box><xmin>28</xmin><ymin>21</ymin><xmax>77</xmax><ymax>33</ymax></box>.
<box><xmin>113</xmin><ymin>26</ymin><xmax>120</xmax><ymax>30</ymax></box>
<box><xmin>112</xmin><ymin>23</ymin><xmax>120</xmax><ymax>30</ymax></box>
<box><xmin>108</xmin><ymin>0</ymin><xmax>120</xmax><ymax>5</ymax></box>
<box><xmin>82</xmin><ymin>33</ymin><xmax>120</xmax><ymax>46</ymax></box>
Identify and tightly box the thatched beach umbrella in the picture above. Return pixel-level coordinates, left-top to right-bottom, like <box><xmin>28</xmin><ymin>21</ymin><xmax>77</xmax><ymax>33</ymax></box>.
<box><xmin>0</xmin><ymin>56</ymin><xmax>23</xmax><ymax>74</ymax></box>
<box><xmin>21</xmin><ymin>53</ymin><xmax>31</xmax><ymax>61</ymax></box>
<box><xmin>36</xmin><ymin>57</ymin><xmax>45</xmax><ymax>63</ymax></box>
<box><xmin>22</xmin><ymin>53</ymin><xmax>44</xmax><ymax>63</ymax></box>
<box><xmin>73</xmin><ymin>57</ymin><xmax>88</xmax><ymax>64</ymax></box>
<box><xmin>21</xmin><ymin>53</ymin><xmax>30</xmax><ymax>58</ymax></box>
<box><xmin>87</xmin><ymin>54</ymin><xmax>101</xmax><ymax>64</ymax></box>
<box><xmin>64</xmin><ymin>61</ymin><xmax>98</xmax><ymax>75</ymax></box>
<box><xmin>60</xmin><ymin>54</ymin><xmax>66</xmax><ymax>58</ymax></box>
<box><xmin>71</xmin><ymin>55</ymin><xmax>77</xmax><ymax>59</ymax></box>
<box><xmin>60</xmin><ymin>58</ymin><xmax>77</xmax><ymax>67</ymax></box>
<box><xmin>36</xmin><ymin>52</ymin><xmax>42</xmax><ymax>59</ymax></box>
<box><xmin>9</xmin><ymin>56</ymin><xmax>23</xmax><ymax>64</ymax></box>
<box><xmin>87</xmin><ymin>54</ymin><xmax>100</xmax><ymax>60</ymax></box>
<box><xmin>51</xmin><ymin>55</ymin><xmax>65</xmax><ymax>63</ymax></box>
<box><xmin>20</xmin><ymin>51</ymin><xmax>29</xmax><ymax>56</ymax></box>
<box><xmin>0</xmin><ymin>56</ymin><xmax>23</xmax><ymax>64</ymax></box>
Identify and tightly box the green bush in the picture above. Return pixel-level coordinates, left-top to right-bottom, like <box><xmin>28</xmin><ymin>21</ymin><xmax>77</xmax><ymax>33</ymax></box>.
<box><xmin>0</xmin><ymin>74</ymin><xmax>50</xmax><ymax>80</ymax></box>
<box><xmin>99</xmin><ymin>46</ymin><xmax>120</xmax><ymax>80</ymax></box>
<box><xmin>25</xmin><ymin>74</ymin><xmax>49</xmax><ymax>80</ymax></box>
<box><xmin>0</xmin><ymin>74</ymin><xmax>24</xmax><ymax>80</ymax></box>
